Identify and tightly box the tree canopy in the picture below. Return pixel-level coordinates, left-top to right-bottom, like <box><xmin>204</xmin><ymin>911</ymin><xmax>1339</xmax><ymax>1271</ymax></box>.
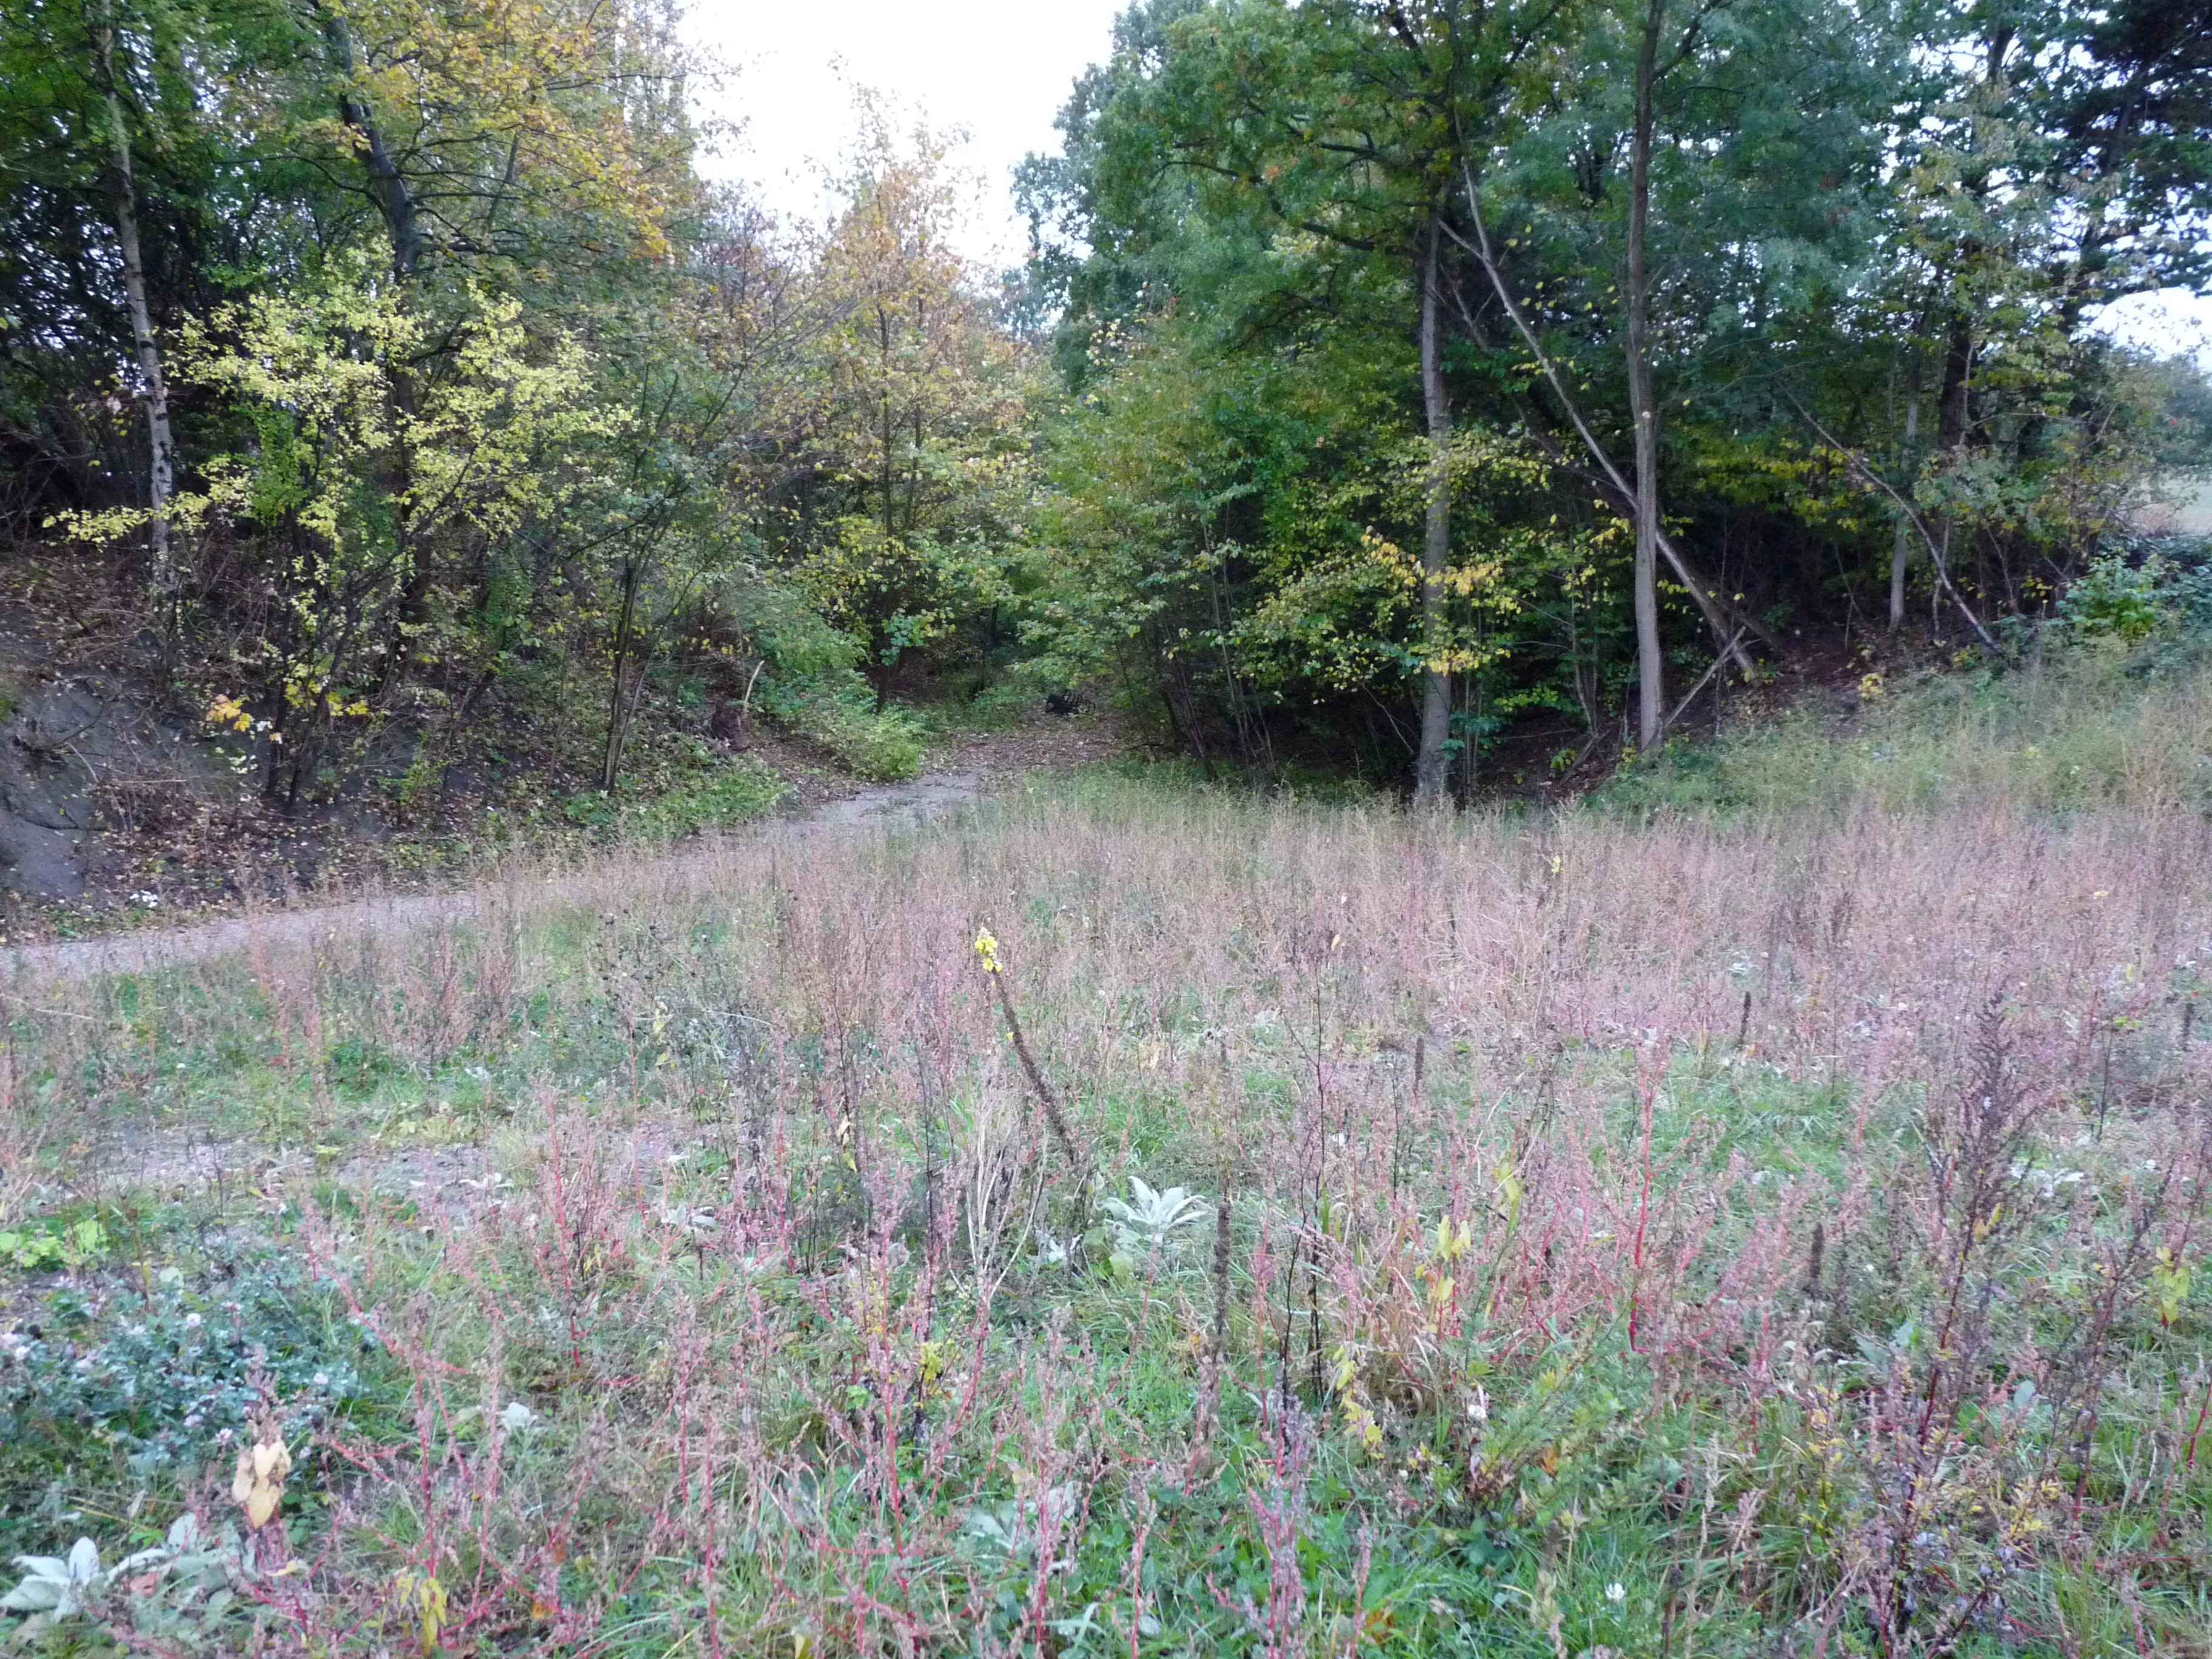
<box><xmin>2</xmin><ymin>0</ymin><xmax>2207</xmax><ymax>822</ymax></box>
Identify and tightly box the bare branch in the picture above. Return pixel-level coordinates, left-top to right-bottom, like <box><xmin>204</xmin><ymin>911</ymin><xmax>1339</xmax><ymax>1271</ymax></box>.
<box><xmin>1782</xmin><ymin>394</ymin><xmax>2011</xmax><ymax>660</ymax></box>
<box><xmin>1445</xmin><ymin>172</ymin><xmax>1768</xmax><ymax>674</ymax></box>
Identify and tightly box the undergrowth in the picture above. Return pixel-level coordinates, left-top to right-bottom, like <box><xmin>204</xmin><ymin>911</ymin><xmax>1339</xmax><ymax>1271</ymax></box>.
<box><xmin>2</xmin><ymin>763</ymin><xmax>2210</xmax><ymax>1654</ymax></box>
<box><xmin>1605</xmin><ymin>540</ymin><xmax>2212</xmax><ymax>819</ymax></box>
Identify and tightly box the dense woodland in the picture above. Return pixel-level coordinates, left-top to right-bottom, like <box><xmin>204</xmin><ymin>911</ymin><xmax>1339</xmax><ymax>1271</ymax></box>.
<box><xmin>3</xmin><ymin>0</ymin><xmax>2210</xmax><ymax>823</ymax></box>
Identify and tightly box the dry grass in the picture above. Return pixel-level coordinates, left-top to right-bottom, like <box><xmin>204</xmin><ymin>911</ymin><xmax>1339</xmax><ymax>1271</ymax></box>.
<box><xmin>3</xmin><ymin>767</ymin><xmax>2211</xmax><ymax>1655</ymax></box>
<box><xmin>1614</xmin><ymin>634</ymin><xmax>2212</xmax><ymax>819</ymax></box>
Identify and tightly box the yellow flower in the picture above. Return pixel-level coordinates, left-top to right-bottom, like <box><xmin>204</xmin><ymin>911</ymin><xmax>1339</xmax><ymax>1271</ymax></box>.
<box><xmin>973</xmin><ymin>927</ymin><xmax>1001</xmax><ymax>974</ymax></box>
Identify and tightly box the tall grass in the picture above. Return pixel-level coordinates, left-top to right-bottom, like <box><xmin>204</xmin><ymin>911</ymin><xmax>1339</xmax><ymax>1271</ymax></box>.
<box><xmin>1607</xmin><ymin>636</ymin><xmax>2212</xmax><ymax>819</ymax></box>
<box><xmin>3</xmin><ymin>769</ymin><xmax>2210</xmax><ymax>1655</ymax></box>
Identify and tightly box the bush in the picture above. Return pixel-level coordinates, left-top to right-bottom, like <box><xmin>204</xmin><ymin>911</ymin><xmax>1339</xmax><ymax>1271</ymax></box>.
<box><xmin>2058</xmin><ymin>549</ymin><xmax>2171</xmax><ymax>641</ymax></box>
<box><xmin>779</xmin><ymin>689</ymin><xmax>925</xmax><ymax>780</ymax></box>
<box><xmin>962</xmin><ymin>680</ymin><xmax>1036</xmax><ymax>731</ymax></box>
<box><xmin>613</xmin><ymin>755</ymin><xmax>789</xmax><ymax>838</ymax></box>
<box><xmin>0</xmin><ymin>1249</ymin><xmax>391</xmax><ymax>1558</ymax></box>
<box><xmin>737</xmin><ymin>600</ymin><xmax>928</xmax><ymax>780</ymax></box>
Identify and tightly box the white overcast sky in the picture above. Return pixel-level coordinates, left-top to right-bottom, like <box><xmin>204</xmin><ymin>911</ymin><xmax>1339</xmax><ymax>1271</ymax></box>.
<box><xmin>678</xmin><ymin>1</ymin><xmax>2212</xmax><ymax>361</ymax></box>
<box><xmin>681</xmin><ymin>0</ymin><xmax>1127</xmax><ymax>269</ymax></box>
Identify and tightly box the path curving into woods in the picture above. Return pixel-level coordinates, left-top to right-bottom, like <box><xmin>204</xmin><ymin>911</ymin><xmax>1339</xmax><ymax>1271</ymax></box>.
<box><xmin>1</xmin><ymin>768</ymin><xmax>989</xmax><ymax>985</ymax></box>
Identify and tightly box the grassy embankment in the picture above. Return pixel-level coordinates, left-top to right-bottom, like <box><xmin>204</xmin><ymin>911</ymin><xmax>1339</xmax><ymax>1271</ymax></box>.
<box><xmin>2</xmin><ymin>631</ymin><xmax>2210</xmax><ymax>1656</ymax></box>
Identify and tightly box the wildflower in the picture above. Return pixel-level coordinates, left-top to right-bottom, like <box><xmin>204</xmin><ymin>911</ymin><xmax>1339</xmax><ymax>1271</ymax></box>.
<box><xmin>1606</xmin><ymin>1582</ymin><xmax>1627</xmax><ymax>1604</ymax></box>
<box><xmin>973</xmin><ymin>927</ymin><xmax>1001</xmax><ymax>974</ymax></box>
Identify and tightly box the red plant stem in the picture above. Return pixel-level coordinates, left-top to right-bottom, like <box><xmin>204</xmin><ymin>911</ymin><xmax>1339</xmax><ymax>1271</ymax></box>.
<box><xmin>1628</xmin><ymin>1058</ymin><xmax>1657</xmax><ymax>1354</ymax></box>
<box><xmin>2187</xmin><ymin>1369</ymin><xmax>2212</xmax><ymax>1471</ymax></box>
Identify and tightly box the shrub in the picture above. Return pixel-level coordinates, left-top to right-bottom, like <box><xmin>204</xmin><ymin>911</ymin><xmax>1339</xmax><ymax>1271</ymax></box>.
<box><xmin>0</xmin><ymin>1248</ymin><xmax>392</xmax><ymax>1558</ymax></box>
<box><xmin>2058</xmin><ymin>549</ymin><xmax>2171</xmax><ymax>640</ymax></box>
<box><xmin>780</xmin><ymin>689</ymin><xmax>926</xmax><ymax>780</ymax></box>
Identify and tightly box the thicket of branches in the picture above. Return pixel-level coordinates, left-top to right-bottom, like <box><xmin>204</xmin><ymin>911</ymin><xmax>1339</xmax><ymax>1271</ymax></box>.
<box><xmin>1017</xmin><ymin>0</ymin><xmax>2212</xmax><ymax>794</ymax></box>
<box><xmin>3</xmin><ymin>0</ymin><xmax>2210</xmax><ymax>815</ymax></box>
<box><xmin>1</xmin><ymin>0</ymin><xmax>1034</xmax><ymax>811</ymax></box>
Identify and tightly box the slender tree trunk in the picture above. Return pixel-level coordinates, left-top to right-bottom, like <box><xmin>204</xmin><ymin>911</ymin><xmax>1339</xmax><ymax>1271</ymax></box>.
<box><xmin>879</xmin><ymin>306</ymin><xmax>896</xmax><ymax>547</ymax></box>
<box><xmin>92</xmin><ymin>5</ymin><xmax>176</xmax><ymax>644</ymax></box>
<box><xmin>1412</xmin><ymin>217</ymin><xmax>1453</xmax><ymax>809</ymax></box>
<box><xmin>1888</xmin><ymin>378</ymin><xmax>1920</xmax><ymax>631</ymax></box>
<box><xmin>1452</xmin><ymin>172</ymin><xmax>1764</xmax><ymax>678</ymax></box>
<box><xmin>1627</xmin><ymin>0</ymin><xmax>1666</xmax><ymax>752</ymax></box>
<box><xmin>601</xmin><ymin>552</ymin><xmax>643</xmax><ymax>791</ymax></box>
<box><xmin>1926</xmin><ymin>309</ymin><xmax>1974</xmax><ymax>631</ymax></box>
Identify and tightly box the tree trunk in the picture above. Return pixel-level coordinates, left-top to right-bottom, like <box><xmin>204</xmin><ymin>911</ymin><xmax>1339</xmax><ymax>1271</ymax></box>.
<box><xmin>1935</xmin><ymin>310</ymin><xmax>1974</xmax><ymax>455</ymax></box>
<box><xmin>600</xmin><ymin>552</ymin><xmax>643</xmax><ymax>791</ymax></box>
<box><xmin>1627</xmin><ymin>0</ymin><xmax>1666</xmax><ymax>752</ymax></box>
<box><xmin>92</xmin><ymin>5</ymin><xmax>176</xmax><ymax>643</ymax></box>
<box><xmin>1888</xmin><ymin>377</ymin><xmax>1920</xmax><ymax>630</ymax></box>
<box><xmin>313</xmin><ymin>3</ymin><xmax>423</xmax><ymax>277</ymax></box>
<box><xmin>1412</xmin><ymin>217</ymin><xmax>1453</xmax><ymax>809</ymax></box>
<box><xmin>1452</xmin><ymin>172</ymin><xmax>1765</xmax><ymax>680</ymax></box>
<box><xmin>879</xmin><ymin>306</ymin><xmax>896</xmax><ymax>546</ymax></box>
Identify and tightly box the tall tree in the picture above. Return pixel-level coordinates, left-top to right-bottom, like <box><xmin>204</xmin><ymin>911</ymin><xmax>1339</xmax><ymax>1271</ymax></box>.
<box><xmin>1624</xmin><ymin>0</ymin><xmax>1667</xmax><ymax>746</ymax></box>
<box><xmin>1043</xmin><ymin>0</ymin><xmax>1589</xmax><ymax>791</ymax></box>
<box><xmin>89</xmin><ymin>0</ymin><xmax>177</xmax><ymax>640</ymax></box>
<box><xmin>783</xmin><ymin>116</ymin><xmax>1031</xmax><ymax>705</ymax></box>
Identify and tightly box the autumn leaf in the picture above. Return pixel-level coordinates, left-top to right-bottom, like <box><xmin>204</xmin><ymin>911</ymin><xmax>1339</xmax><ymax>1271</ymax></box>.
<box><xmin>230</xmin><ymin>1433</ymin><xmax>291</xmax><ymax>1530</ymax></box>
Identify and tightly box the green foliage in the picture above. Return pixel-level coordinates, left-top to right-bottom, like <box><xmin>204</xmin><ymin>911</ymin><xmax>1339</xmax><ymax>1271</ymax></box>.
<box><xmin>559</xmin><ymin>748</ymin><xmax>789</xmax><ymax>840</ymax></box>
<box><xmin>7</xmin><ymin>0</ymin><xmax>2210</xmax><ymax>818</ymax></box>
<box><xmin>0</xmin><ymin>1212</ymin><xmax>106</xmax><ymax>1273</ymax></box>
<box><xmin>955</xmin><ymin>681</ymin><xmax>1039</xmax><ymax>732</ymax></box>
<box><xmin>2060</xmin><ymin>550</ymin><xmax>2179</xmax><ymax>642</ymax></box>
<box><xmin>0</xmin><ymin>1247</ymin><xmax>391</xmax><ymax>1558</ymax></box>
<box><xmin>1016</xmin><ymin>0</ymin><xmax>2212</xmax><ymax>785</ymax></box>
<box><xmin>779</xmin><ymin>689</ymin><xmax>927</xmax><ymax>782</ymax></box>
<box><xmin>1596</xmin><ymin>621</ymin><xmax>2212</xmax><ymax>817</ymax></box>
<box><xmin>0</xmin><ymin>0</ymin><xmax>1047</xmax><ymax>834</ymax></box>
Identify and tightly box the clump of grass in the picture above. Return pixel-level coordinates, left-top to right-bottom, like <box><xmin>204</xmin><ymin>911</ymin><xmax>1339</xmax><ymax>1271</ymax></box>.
<box><xmin>3</xmin><ymin>774</ymin><xmax>2210</xmax><ymax>1655</ymax></box>
<box><xmin>1607</xmin><ymin>625</ymin><xmax>2212</xmax><ymax>819</ymax></box>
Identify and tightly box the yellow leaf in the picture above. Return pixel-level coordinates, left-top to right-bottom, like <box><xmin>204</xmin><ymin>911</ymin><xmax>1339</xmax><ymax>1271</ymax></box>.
<box><xmin>235</xmin><ymin>1433</ymin><xmax>290</xmax><ymax>1529</ymax></box>
<box><xmin>246</xmin><ymin>1483</ymin><xmax>282</xmax><ymax>1530</ymax></box>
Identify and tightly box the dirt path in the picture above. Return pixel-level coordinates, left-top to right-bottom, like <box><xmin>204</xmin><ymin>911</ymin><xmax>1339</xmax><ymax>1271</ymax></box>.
<box><xmin>2</xmin><ymin>765</ymin><xmax>996</xmax><ymax>985</ymax></box>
